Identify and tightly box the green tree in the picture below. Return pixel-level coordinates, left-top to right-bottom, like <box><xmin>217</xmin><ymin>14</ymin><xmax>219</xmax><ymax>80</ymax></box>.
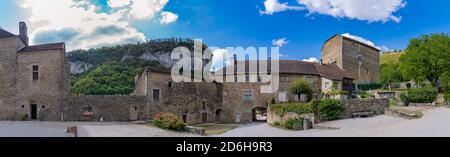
<box><xmin>289</xmin><ymin>79</ymin><xmax>313</xmax><ymax>102</ymax></box>
<box><xmin>380</xmin><ymin>63</ymin><xmax>404</xmax><ymax>90</ymax></box>
<box><xmin>399</xmin><ymin>34</ymin><xmax>450</xmax><ymax>87</ymax></box>
<box><xmin>71</xmin><ymin>62</ymin><xmax>142</xmax><ymax>95</ymax></box>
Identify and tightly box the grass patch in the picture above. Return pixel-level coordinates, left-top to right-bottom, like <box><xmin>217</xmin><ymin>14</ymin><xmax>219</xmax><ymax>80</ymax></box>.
<box><xmin>195</xmin><ymin>124</ymin><xmax>238</xmax><ymax>135</ymax></box>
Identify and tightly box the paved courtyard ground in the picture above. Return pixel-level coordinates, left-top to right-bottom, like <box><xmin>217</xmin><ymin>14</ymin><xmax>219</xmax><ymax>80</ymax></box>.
<box><xmin>0</xmin><ymin>107</ymin><xmax>449</xmax><ymax>137</ymax></box>
<box><xmin>218</xmin><ymin>107</ymin><xmax>450</xmax><ymax>137</ymax></box>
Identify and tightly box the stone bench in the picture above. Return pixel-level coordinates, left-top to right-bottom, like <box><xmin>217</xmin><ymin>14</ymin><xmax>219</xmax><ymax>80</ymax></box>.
<box><xmin>352</xmin><ymin>112</ymin><xmax>374</xmax><ymax>118</ymax></box>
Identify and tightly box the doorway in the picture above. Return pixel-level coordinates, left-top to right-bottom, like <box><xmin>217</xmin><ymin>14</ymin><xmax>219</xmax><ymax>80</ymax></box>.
<box><xmin>215</xmin><ymin>109</ymin><xmax>222</xmax><ymax>122</ymax></box>
<box><xmin>252</xmin><ymin>107</ymin><xmax>267</xmax><ymax>122</ymax></box>
<box><xmin>130</xmin><ymin>106</ymin><xmax>138</xmax><ymax>121</ymax></box>
<box><xmin>30</xmin><ymin>104</ymin><xmax>37</xmax><ymax>120</ymax></box>
<box><xmin>201</xmin><ymin>112</ymin><xmax>208</xmax><ymax>123</ymax></box>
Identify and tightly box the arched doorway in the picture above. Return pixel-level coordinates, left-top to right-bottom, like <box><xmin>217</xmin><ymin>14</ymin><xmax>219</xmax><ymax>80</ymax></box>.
<box><xmin>215</xmin><ymin>109</ymin><xmax>222</xmax><ymax>123</ymax></box>
<box><xmin>252</xmin><ymin>107</ymin><xmax>267</xmax><ymax>122</ymax></box>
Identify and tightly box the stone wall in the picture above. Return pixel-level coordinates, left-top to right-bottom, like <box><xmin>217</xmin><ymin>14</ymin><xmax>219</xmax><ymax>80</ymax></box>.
<box><xmin>135</xmin><ymin>69</ymin><xmax>223</xmax><ymax>125</ymax></box>
<box><xmin>341</xmin><ymin>37</ymin><xmax>380</xmax><ymax>83</ymax></box>
<box><xmin>339</xmin><ymin>99</ymin><xmax>389</xmax><ymax>119</ymax></box>
<box><xmin>0</xmin><ymin>37</ymin><xmax>26</xmax><ymax>120</ymax></box>
<box><xmin>65</xmin><ymin>95</ymin><xmax>148</xmax><ymax>122</ymax></box>
<box><xmin>17</xmin><ymin>49</ymin><xmax>70</xmax><ymax>121</ymax></box>
<box><xmin>322</xmin><ymin>35</ymin><xmax>380</xmax><ymax>83</ymax></box>
<box><xmin>267</xmin><ymin>109</ymin><xmax>315</xmax><ymax>126</ymax></box>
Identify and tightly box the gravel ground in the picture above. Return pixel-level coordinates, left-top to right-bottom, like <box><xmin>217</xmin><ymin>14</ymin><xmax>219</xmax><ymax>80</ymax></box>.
<box><xmin>0</xmin><ymin>121</ymin><xmax>196</xmax><ymax>137</ymax></box>
<box><xmin>78</xmin><ymin>123</ymin><xmax>197</xmax><ymax>137</ymax></box>
<box><xmin>218</xmin><ymin>107</ymin><xmax>450</xmax><ymax>137</ymax></box>
<box><xmin>1</xmin><ymin>107</ymin><xmax>450</xmax><ymax>137</ymax></box>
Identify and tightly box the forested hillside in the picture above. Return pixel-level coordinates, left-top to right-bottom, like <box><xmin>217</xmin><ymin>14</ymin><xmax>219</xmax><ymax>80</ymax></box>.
<box><xmin>69</xmin><ymin>38</ymin><xmax>208</xmax><ymax>95</ymax></box>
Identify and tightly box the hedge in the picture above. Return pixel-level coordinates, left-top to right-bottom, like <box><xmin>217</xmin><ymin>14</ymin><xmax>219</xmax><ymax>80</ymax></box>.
<box><xmin>269</xmin><ymin>99</ymin><xmax>344</xmax><ymax>121</ymax></box>
<box><xmin>400</xmin><ymin>87</ymin><xmax>438</xmax><ymax>105</ymax></box>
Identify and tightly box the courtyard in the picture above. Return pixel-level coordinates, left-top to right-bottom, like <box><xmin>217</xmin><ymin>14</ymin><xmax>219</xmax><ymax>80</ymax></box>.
<box><xmin>0</xmin><ymin>107</ymin><xmax>450</xmax><ymax>137</ymax></box>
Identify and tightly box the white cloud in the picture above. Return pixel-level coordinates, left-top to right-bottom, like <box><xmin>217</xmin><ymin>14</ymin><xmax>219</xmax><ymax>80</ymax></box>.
<box><xmin>261</xmin><ymin>0</ymin><xmax>406</xmax><ymax>23</ymax></box>
<box><xmin>302</xmin><ymin>57</ymin><xmax>320</xmax><ymax>63</ymax></box>
<box><xmin>160</xmin><ymin>11</ymin><xmax>179</xmax><ymax>24</ymax></box>
<box><xmin>19</xmin><ymin>0</ymin><xmax>174</xmax><ymax>50</ymax></box>
<box><xmin>260</xmin><ymin>0</ymin><xmax>304</xmax><ymax>15</ymax></box>
<box><xmin>126</xmin><ymin>0</ymin><xmax>169</xmax><ymax>20</ymax></box>
<box><xmin>272</xmin><ymin>38</ymin><xmax>288</xmax><ymax>47</ymax></box>
<box><xmin>298</xmin><ymin>0</ymin><xmax>407</xmax><ymax>23</ymax></box>
<box><xmin>211</xmin><ymin>49</ymin><xmax>233</xmax><ymax>71</ymax></box>
<box><xmin>341</xmin><ymin>33</ymin><xmax>390</xmax><ymax>51</ymax></box>
<box><xmin>108</xmin><ymin>0</ymin><xmax>131</xmax><ymax>8</ymax></box>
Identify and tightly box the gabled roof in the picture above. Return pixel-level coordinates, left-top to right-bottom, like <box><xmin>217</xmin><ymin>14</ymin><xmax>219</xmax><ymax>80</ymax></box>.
<box><xmin>0</xmin><ymin>28</ymin><xmax>16</xmax><ymax>39</ymax></box>
<box><xmin>216</xmin><ymin>60</ymin><xmax>354</xmax><ymax>81</ymax></box>
<box><xmin>322</xmin><ymin>34</ymin><xmax>380</xmax><ymax>52</ymax></box>
<box><xmin>19</xmin><ymin>42</ymin><xmax>65</xmax><ymax>52</ymax></box>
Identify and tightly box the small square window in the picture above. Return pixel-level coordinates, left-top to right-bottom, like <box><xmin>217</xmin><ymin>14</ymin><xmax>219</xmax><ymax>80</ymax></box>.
<box><xmin>243</xmin><ymin>90</ymin><xmax>253</xmax><ymax>101</ymax></box>
<box><xmin>32</xmin><ymin>65</ymin><xmax>39</xmax><ymax>71</ymax></box>
<box><xmin>153</xmin><ymin>89</ymin><xmax>161</xmax><ymax>101</ymax></box>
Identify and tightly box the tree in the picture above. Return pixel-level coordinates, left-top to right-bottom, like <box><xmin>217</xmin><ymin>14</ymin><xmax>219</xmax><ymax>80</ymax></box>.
<box><xmin>288</xmin><ymin>79</ymin><xmax>313</xmax><ymax>102</ymax></box>
<box><xmin>399</xmin><ymin>34</ymin><xmax>450</xmax><ymax>87</ymax></box>
<box><xmin>380</xmin><ymin>63</ymin><xmax>404</xmax><ymax>90</ymax></box>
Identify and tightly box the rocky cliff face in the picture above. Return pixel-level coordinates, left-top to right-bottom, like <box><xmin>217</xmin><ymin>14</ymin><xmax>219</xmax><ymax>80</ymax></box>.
<box><xmin>70</xmin><ymin>61</ymin><xmax>93</xmax><ymax>74</ymax></box>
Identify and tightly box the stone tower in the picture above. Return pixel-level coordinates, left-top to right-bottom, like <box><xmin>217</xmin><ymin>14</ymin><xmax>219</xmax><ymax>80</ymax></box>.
<box><xmin>0</xmin><ymin>22</ymin><xmax>70</xmax><ymax>121</ymax></box>
<box><xmin>322</xmin><ymin>34</ymin><xmax>380</xmax><ymax>84</ymax></box>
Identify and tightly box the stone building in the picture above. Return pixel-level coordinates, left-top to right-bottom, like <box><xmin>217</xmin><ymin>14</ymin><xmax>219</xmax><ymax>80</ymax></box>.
<box><xmin>133</xmin><ymin>68</ymin><xmax>223</xmax><ymax>125</ymax></box>
<box><xmin>0</xmin><ymin>22</ymin><xmax>70</xmax><ymax>121</ymax></box>
<box><xmin>0</xmin><ymin>22</ymin><xmax>379</xmax><ymax>124</ymax></box>
<box><xmin>215</xmin><ymin>60</ymin><xmax>354</xmax><ymax>123</ymax></box>
<box><xmin>322</xmin><ymin>34</ymin><xmax>380</xmax><ymax>84</ymax></box>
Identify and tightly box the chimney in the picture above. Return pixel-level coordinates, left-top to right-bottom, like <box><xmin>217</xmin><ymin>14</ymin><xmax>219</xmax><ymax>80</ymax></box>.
<box><xmin>19</xmin><ymin>22</ymin><xmax>29</xmax><ymax>46</ymax></box>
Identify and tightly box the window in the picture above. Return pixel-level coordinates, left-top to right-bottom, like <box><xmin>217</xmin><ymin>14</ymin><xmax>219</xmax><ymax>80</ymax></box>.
<box><xmin>243</xmin><ymin>89</ymin><xmax>253</xmax><ymax>101</ymax></box>
<box><xmin>245</xmin><ymin>75</ymin><xmax>250</xmax><ymax>82</ymax></box>
<box><xmin>202</xmin><ymin>101</ymin><xmax>206</xmax><ymax>110</ymax></box>
<box><xmin>325</xmin><ymin>82</ymin><xmax>330</xmax><ymax>89</ymax></box>
<box><xmin>280</xmin><ymin>76</ymin><xmax>289</xmax><ymax>82</ymax></box>
<box><xmin>168</xmin><ymin>82</ymin><xmax>172</xmax><ymax>88</ymax></box>
<box><xmin>32</xmin><ymin>65</ymin><xmax>39</xmax><ymax>80</ymax></box>
<box><xmin>278</xmin><ymin>91</ymin><xmax>287</xmax><ymax>102</ymax></box>
<box><xmin>182</xmin><ymin>113</ymin><xmax>188</xmax><ymax>123</ymax></box>
<box><xmin>153</xmin><ymin>89</ymin><xmax>160</xmax><ymax>101</ymax></box>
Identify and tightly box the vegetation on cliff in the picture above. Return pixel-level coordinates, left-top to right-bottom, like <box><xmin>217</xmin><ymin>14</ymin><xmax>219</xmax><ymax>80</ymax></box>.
<box><xmin>69</xmin><ymin>38</ymin><xmax>207</xmax><ymax>95</ymax></box>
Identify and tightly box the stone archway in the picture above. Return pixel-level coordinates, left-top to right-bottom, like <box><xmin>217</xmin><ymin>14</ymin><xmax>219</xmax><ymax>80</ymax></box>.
<box><xmin>252</xmin><ymin>106</ymin><xmax>267</xmax><ymax>122</ymax></box>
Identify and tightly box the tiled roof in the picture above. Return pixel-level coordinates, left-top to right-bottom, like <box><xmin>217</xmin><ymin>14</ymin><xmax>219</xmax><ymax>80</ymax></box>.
<box><xmin>0</xmin><ymin>28</ymin><xmax>15</xmax><ymax>39</ymax></box>
<box><xmin>19</xmin><ymin>43</ymin><xmax>65</xmax><ymax>52</ymax></box>
<box><xmin>216</xmin><ymin>60</ymin><xmax>354</xmax><ymax>80</ymax></box>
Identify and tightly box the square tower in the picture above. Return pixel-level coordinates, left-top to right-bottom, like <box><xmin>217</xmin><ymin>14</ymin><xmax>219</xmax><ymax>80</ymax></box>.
<box><xmin>322</xmin><ymin>34</ymin><xmax>380</xmax><ymax>83</ymax></box>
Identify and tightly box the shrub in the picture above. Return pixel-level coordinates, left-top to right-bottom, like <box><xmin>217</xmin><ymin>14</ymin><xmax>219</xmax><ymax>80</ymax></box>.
<box><xmin>445</xmin><ymin>93</ymin><xmax>450</xmax><ymax>104</ymax></box>
<box><xmin>358</xmin><ymin>91</ymin><xmax>375</xmax><ymax>99</ymax></box>
<box><xmin>284</xmin><ymin>118</ymin><xmax>303</xmax><ymax>130</ymax></box>
<box><xmin>269</xmin><ymin>103</ymin><xmax>313</xmax><ymax>116</ymax></box>
<box><xmin>273</xmin><ymin>121</ymin><xmax>281</xmax><ymax>127</ymax></box>
<box><xmin>152</xmin><ymin>112</ymin><xmax>186</xmax><ymax>131</ymax></box>
<box><xmin>357</xmin><ymin>83</ymin><xmax>383</xmax><ymax>91</ymax></box>
<box><xmin>400</xmin><ymin>92</ymin><xmax>409</xmax><ymax>106</ymax></box>
<box><xmin>327</xmin><ymin>90</ymin><xmax>350</xmax><ymax>96</ymax></box>
<box><xmin>401</xmin><ymin>87</ymin><xmax>438</xmax><ymax>104</ymax></box>
<box><xmin>289</xmin><ymin>79</ymin><xmax>313</xmax><ymax>102</ymax></box>
<box><xmin>389</xmin><ymin>98</ymin><xmax>398</xmax><ymax>107</ymax></box>
<box><xmin>318</xmin><ymin>99</ymin><xmax>344</xmax><ymax>121</ymax></box>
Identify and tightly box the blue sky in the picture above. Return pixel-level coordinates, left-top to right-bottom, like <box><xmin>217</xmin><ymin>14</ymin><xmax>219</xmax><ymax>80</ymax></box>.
<box><xmin>2</xmin><ymin>0</ymin><xmax>450</xmax><ymax>61</ymax></box>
